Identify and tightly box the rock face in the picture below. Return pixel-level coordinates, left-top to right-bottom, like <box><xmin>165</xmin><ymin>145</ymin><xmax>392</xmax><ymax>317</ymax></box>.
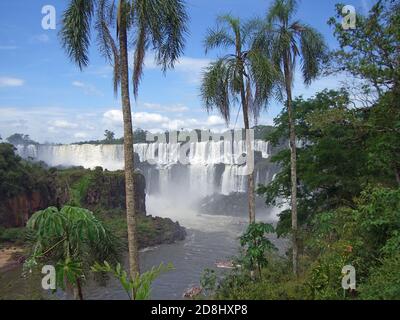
<box><xmin>138</xmin><ymin>216</ymin><xmax>186</xmax><ymax>248</ymax></box>
<box><xmin>0</xmin><ymin>168</ymin><xmax>146</xmax><ymax>227</ymax></box>
<box><xmin>82</xmin><ymin>167</ymin><xmax>147</xmax><ymax>215</ymax></box>
<box><xmin>1</xmin><ymin>192</ymin><xmax>50</xmax><ymax>228</ymax></box>
<box><xmin>199</xmin><ymin>192</ymin><xmax>267</xmax><ymax>217</ymax></box>
<box><xmin>1</xmin><ymin>145</ymin><xmax>186</xmax><ymax>248</ymax></box>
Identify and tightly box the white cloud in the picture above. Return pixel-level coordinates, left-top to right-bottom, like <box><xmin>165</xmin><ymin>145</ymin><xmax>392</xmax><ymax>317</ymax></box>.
<box><xmin>133</xmin><ymin>112</ymin><xmax>169</xmax><ymax>125</ymax></box>
<box><xmin>72</xmin><ymin>81</ymin><xmax>103</xmax><ymax>96</ymax></box>
<box><xmin>143</xmin><ymin>55</ymin><xmax>211</xmax><ymax>84</ymax></box>
<box><xmin>143</xmin><ymin>102</ymin><xmax>189</xmax><ymax>113</ymax></box>
<box><xmin>103</xmin><ymin>109</ymin><xmax>123</xmax><ymax>125</ymax></box>
<box><xmin>0</xmin><ymin>77</ymin><xmax>25</xmax><ymax>87</ymax></box>
<box><xmin>102</xmin><ymin>109</ymin><xmax>228</xmax><ymax>132</ymax></box>
<box><xmin>74</xmin><ymin>132</ymin><xmax>88</xmax><ymax>139</ymax></box>
<box><xmin>104</xmin><ymin>110</ymin><xmax>169</xmax><ymax>127</ymax></box>
<box><xmin>206</xmin><ymin>115</ymin><xmax>225</xmax><ymax>126</ymax></box>
<box><xmin>52</xmin><ymin>119</ymin><xmax>78</xmax><ymax>129</ymax></box>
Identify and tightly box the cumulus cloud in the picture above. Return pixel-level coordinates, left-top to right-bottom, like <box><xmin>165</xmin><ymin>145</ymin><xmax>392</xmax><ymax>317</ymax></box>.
<box><xmin>103</xmin><ymin>109</ymin><xmax>123</xmax><ymax>125</ymax></box>
<box><xmin>102</xmin><ymin>109</ymin><xmax>229</xmax><ymax>133</ymax></box>
<box><xmin>206</xmin><ymin>115</ymin><xmax>225</xmax><ymax>126</ymax></box>
<box><xmin>0</xmin><ymin>107</ymin><xmax>91</xmax><ymax>143</ymax></box>
<box><xmin>133</xmin><ymin>112</ymin><xmax>169</xmax><ymax>125</ymax></box>
<box><xmin>0</xmin><ymin>77</ymin><xmax>25</xmax><ymax>87</ymax></box>
<box><xmin>103</xmin><ymin>110</ymin><xmax>169</xmax><ymax>128</ymax></box>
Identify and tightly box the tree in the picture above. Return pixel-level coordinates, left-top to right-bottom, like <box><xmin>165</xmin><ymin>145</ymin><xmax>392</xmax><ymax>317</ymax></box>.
<box><xmin>92</xmin><ymin>261</ymin><xmax>173</xmax><ymax>300</ymax></box>
<box><xmin>6</xmin><ymin>133</ymin><xmax>38</xmax><ymax>146</ymax></box>
<box><xmin>201</xmin><ymin>15</ymin><xmax>278</xmax><ymax>223</ymax></box>
<box><xmin>104</xmin><ymin>129</ymin><xmax>115</xmax><ymax>142</ymax></box>
<box><xmin>259</xmin><ymin>90</ymin><xmax>370</xmax><ymax>235</ymax></box>
<box><xmin>327</xmin><ymin>0</ymin><xmax>400</xmax><ymax>185</ymax></box>
<box><xmin>257</xmin><ymin>0</ymin><xmax>326</xmax><ymax>276</ymax></box>
<box><xmin>24</xmin><ymin>206</ymin><xmax>119</xmax><ymax>300</ymax></box>
<box><xmin>327</xmin><ymin>0</ymin><xmax>400</xmax><ymax>96</ymax></box>
<box><xmin>240</xmin><ymin>222</ymin><xmax>277</xmax><ymax>279</ymax></box>
<box><xmin>60</xmin><ymin>0</ymin><xmax>188</xmax><ymax>292</ymax></box>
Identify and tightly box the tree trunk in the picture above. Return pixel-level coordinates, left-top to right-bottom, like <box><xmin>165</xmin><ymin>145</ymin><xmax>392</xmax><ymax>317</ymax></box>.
<box><xmin>395</xmin><ymin>166</ymin><xmax>400</xmax><ymax>186</ymax></box>
<box><xmin>284</xmin><ymin>52</ymin><xmax>298</xmax><ymax>277</ymax></box>
<box><xmin>75</xmin><ymin>278</ymin><xmax>84</xmax><ymax>300</ymax></box>
<box><xmin>118</xmin><ymin>3</ymin><xmax>140</xmax><ymax>289</ymax></box>
<box><xmin>240</xmin><ymin>79</ymin><xmax>256</xmax><ymax>224</ymax></box>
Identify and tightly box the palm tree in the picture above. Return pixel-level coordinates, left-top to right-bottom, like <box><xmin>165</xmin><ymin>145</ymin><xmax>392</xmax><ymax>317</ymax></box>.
<box><xmin>60</xmin><ymin>0</ymin><xmax>187</xmax><ymax>289</ymax></box>
<box><xmin>258</xmin><ymin>0</ymin><xmax>327</xmax><ymax>276</ymax></box>
<box><xmin>201</xmin><ymin>15</ymin><xmax>278</xmax><ymax>224</ymax></box>
<box><xmin>24</xmin><ymin>206</ymin><xmax>119</xmax><ymax>300</ymax></box>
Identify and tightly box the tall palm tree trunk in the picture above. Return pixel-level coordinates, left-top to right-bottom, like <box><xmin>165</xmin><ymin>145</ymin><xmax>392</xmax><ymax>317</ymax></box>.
<box><xmin>75</xmin><ymin>278</ymin><xmax>84</xmax><ymax>300</ymax></box>
<box><xmin>240</xmin><ymin>80</ymin><xmax>256</xmax><ymax>224</ymax></box>
<box><xmin>284</xmin><ymin>53</ymin><xmax>298</xmax><ymax>277</ymax></box>
<box><xmin>118</xmin><ymin>5</ymin><xmax>140</xmax><ymax>285</ymax></box>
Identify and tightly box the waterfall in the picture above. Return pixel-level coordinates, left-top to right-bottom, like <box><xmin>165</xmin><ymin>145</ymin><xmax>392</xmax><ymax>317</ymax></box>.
<box><xmin>16</xmin><ymin>140</ymin><xmax>272</xmax><ymax>196</ymax></box>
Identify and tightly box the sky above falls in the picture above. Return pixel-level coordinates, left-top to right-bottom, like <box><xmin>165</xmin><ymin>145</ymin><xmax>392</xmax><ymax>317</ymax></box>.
<box><xmin>0</xmin><ymin>0</ymin><xmax>374</xmax><ymax>144</ymax></box>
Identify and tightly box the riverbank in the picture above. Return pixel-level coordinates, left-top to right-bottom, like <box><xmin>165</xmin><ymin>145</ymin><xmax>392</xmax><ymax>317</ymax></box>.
<box><xmin>0</xmin><ymin>244</ymin><xmax>24</xmax><ymax>272</ymax></box>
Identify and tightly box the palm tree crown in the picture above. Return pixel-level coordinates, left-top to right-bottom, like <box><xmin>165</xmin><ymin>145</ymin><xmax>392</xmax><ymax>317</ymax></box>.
<box><xmin>201</xmin><ymin>15</ymin><xmax>279</xmax><ymax>125</ymax></box>
<box><xmin>60</xmin><ymin>0</ymin><xmax>188</xmax><ymax>97</ymax></box>
<box><xmin>263</xmin><ymin>0</ymin><xmax>327</xmax><ymax>86</ymax></box>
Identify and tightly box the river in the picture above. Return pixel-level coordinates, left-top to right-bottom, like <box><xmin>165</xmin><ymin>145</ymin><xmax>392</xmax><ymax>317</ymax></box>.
<box><xmin>0</xmin><ymin>197</ymin><xmax>285</xmax><ymax>300</ymax></box>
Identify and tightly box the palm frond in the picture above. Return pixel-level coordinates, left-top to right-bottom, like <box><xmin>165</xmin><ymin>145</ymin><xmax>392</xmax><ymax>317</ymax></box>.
<box><xmin>299</xmin><ymin>25</ymin><xmax>327</xmax><ymax>85</ymax></box>
<box><xmin>267</xmin><ymin>0</ymin><xmax>298</xmax><ymax>25</ymax></box>
<box><xmin>247</xmin><ymin>50</ymin><xmax>281</xmax><ymax>120</ymax></box>
<box><xmin>204</xmin><ymin>28</ymin><xmax>235</xmax><ymax>53</ymax></box>
<box><xmin>200</xmin><ymin>59</ymin><xmax>232</xmax><ymax>124</ymax></box>
<box><xmin>153</xmin><ymin>0</ymin><xmax>188</xmax><ymax>71</ymax></box>
<box><xmin>60</xmin><ymin>0</ymin><xmax>95</xmax><ymax>70</ymax></box>
<box><xmin>96</xmin><ymin>0</ymin><xmax>121</xmax><ymax>96</ymax></box>
<box><xmin>130</xmin><ymin>0</ymin><xmax>188</xmax><ymax>97</ymax></box>
<box><xmin>241</xmin><ymin>18</ymin><xmax>264</xmax><ymax>48</ymax></box>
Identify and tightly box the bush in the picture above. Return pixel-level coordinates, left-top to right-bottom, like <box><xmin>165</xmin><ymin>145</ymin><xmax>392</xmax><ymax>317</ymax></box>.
<box><xmin>359</xmin><ymin>254</ymin><xmax>400</xmax><ymax>300</ymax></box>
<box><xmin>0</xmin><ymin>227</ymin><xmax>26</xmax><ymax>244</ymax></box>
<box><xmin>216</xmin><ymin>256</ymin><xmax>310</xmax><ymax>300</ymax></box>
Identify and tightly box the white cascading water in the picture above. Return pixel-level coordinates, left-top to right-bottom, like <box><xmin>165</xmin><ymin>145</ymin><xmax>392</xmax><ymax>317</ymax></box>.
<box><xmin>16</xmin><ymin>140</ymin><xmax>270</xmax><ymax>197</ymax></box>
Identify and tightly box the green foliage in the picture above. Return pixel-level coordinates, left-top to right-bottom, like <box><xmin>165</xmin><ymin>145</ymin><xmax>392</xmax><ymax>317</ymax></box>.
<box><xmin>262</xmin><ymin>0</ymin><xmax>327</xmax><ymax>86</ymax></box>
<box><xmin>69</xmin><ymin>174</ymin><xmax>93</xmax><ymax>206</ymax></box>
<box><xmin>73</xmin><ymin>129</ymin><xmax>149</xmax><ymax>145</ymax></box>
<box><xmin>201</xmin><ymin>14</ymin><xmax>279</xmax><ymax>124</ymax></box>
<box><xmin>200</xmin><ymin>268</ymin><xmax>218</xmax><ymax>296</ymax></box>
<box><xmin>61</xmin><ymin>0</ymin><xmax>188</xmax><ymax>97</ymax></box>
<box><xmin>92</xmin><ymin>261</ymin><xmax>173</xmax><ymax>300</ymax></box>
<box><xmin>239</xmin><ymin>223</ymin><xmax>277</xmax><ymax>278</ymax></box>
<box><xmin>0</xmin><ymin>143</ymin><xmax>45</xmax><ymax>199</ymax></box>
<box><xmin>327</xmin><ymin>0</ymin><xmax>400</xmax><ymax>94</ymax></box>
<box><xmin>305</xmin><ymin>242</ymin><xmax>352</xmax><ymax>300</ymax></box>
<box><xmin>104</xmin><ymin>130</ymin><xmax>115</xmax><ymax>142</ymax></box>
<box><xmin>24</xmin><ymin>206</ymin><xmax>120</xmax><ymax>298</ymax></box>
<box><xmin>0</xmin><ymin>227</ymin><xmax>26</xmax><ymax>244</ymax></box>
<box><xmin>0</xmin><ymin>143</ymin><xmax>54</xmax><ymax>227</ymax></box>
<box><xmin>216</xmin><ymin>255</ymin><xmax>310</xmax><ymax>300</ymax></box>
<box><xmin>236</xmin><ymin>1</ymin><xmax>400</xmax><ymax>300</ymax></box>
<box><xmin>359</xmin><ymin>254</ymin><xmax>400</xmax><ymax>300</ymax></box>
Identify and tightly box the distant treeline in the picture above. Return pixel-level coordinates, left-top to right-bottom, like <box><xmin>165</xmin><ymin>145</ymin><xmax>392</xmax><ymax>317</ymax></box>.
<box><xmin>73</xmin><ymin>126</ymin><xmax>275</xmax><ymax>145</ymax></box>
<box><xmin>2</xmin><ymin>125</ymin><xmax>275</xmax><ymax>147</ymax></box>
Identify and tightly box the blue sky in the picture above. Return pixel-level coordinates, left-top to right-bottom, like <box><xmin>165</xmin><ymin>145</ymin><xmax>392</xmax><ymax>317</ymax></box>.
<box><xmin>0</xmin><ymin>0</ymin><xmax>373</xmax><ymax>143</ymax></box>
